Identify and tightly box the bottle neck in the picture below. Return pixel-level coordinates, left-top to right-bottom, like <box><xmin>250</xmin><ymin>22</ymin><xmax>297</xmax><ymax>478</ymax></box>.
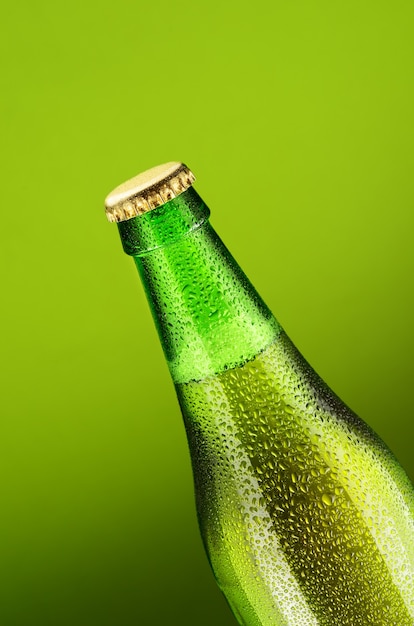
<box><xmin>119</xmin><ymin>188</ymin><xmax>280</xmax><ymax>384</ymax></box>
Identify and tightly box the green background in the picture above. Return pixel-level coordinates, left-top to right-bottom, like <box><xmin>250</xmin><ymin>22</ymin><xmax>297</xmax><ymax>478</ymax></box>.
<box><xmin>1</xmin><ymin>1</ymin><xmax>414</xmax><ymax>624</ymax></box>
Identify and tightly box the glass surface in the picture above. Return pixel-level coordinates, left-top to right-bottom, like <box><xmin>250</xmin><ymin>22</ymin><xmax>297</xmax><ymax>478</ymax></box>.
<box><xmin>120</xmin><ymin>189</ymin><xmax>414</xmax><ymax>625</ymax></box>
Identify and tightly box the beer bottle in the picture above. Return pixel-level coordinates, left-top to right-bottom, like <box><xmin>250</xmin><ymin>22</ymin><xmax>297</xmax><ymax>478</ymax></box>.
<box><xmin>105</xmin><ymin>162</ymin><xmax>414</xmax><ymax>625</ymax></box>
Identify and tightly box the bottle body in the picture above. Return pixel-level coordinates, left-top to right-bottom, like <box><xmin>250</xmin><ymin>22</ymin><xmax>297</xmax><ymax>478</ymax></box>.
<box><xmin>109</xmin><ymin>170</ymin><xmax>414</xmax><ymax>625</ymax></box>
<box><xmin>177</xmin><ymin>332</ymin><xmax>414</xmax><ymax>625</ymax></box>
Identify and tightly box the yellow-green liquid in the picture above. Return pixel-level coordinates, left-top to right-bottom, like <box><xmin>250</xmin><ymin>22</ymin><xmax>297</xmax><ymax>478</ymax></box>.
<box><xmin>177</xmin><ymin>332</ymin><xmax>414</xmax><ymax>625</ymax></box>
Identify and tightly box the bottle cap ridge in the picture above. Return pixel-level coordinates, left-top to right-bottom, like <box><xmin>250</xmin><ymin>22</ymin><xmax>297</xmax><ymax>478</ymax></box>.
<box><xmin>105</xmin><ymin>162</ymin><xmax>196</xmax><ymax>223</ymax></box>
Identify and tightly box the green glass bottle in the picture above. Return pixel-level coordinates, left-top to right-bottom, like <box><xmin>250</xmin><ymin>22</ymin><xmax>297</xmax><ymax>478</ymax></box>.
<box><xmin>105</xmin><ymin>163</ymin><xmax>414</xmax><ymax>626</ymax></box>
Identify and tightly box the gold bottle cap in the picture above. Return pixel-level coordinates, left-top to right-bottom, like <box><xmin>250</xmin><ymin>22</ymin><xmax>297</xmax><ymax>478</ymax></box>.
<box><xmin>105</xmin><ymin>162</ymin><xmax>196</xmax><ymax>223</ymax></box>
